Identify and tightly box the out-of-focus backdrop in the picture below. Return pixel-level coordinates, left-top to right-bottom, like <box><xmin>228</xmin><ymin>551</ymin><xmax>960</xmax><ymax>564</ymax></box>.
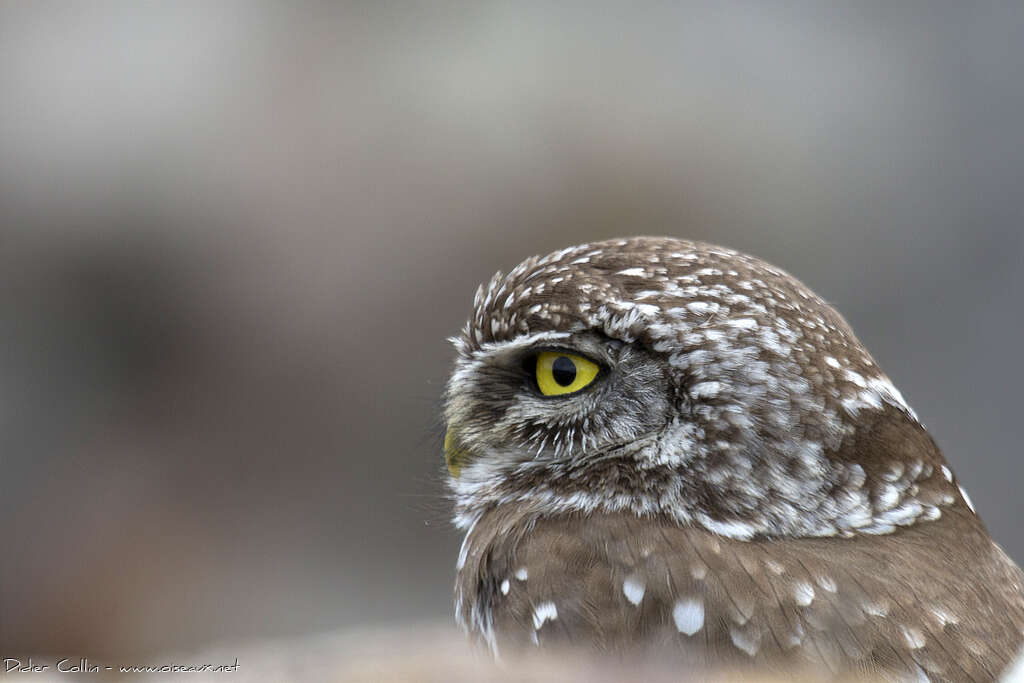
<box><xmin>1</xmin><ymin>1</ymin><xmax>1022</xmax><ymax>663</ymax></box>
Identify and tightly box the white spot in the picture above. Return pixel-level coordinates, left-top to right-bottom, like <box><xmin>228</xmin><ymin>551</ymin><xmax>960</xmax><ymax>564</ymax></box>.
<box><xmin>878</xmin><ymin>499</ymin><xmax>924</xmax><ymax>527</ymax></box>
<box><xmin>765</xmin><ymin>559</ymin><xmax>785</xmax><ymax>576</ymax></box>
<box><xmin>825</xmin><ymin>356</ymin><xmax>841</xmax><ymax>369</ymax></box>
<box><xmin>672</xmin><ymin>598</ymin><xmax>704</xmax><ymax>635</ymax></box>
<box><xmin>930</xmin><ymin>607</ymin><xmax>958</xmax><ymax>626</ymax></box>
<box><xmin>941</xmin><ymin>465</ymin><xmax>953</xmax><ymax>482</ymax></box>
<box><xmin>515</xmin><ymin>567</ymin><xmax>529</xmax><ymax>581</ymax></box>
<box><xmin>959</xmin><ymin>485</ymin><xmax>976</xmax><ymax>513</ymax></box>
<box><xmin>793</xmin><ymin>581</ymin><xmax>815</xmax><ymax>606</ymax></box>
<box><xmin>902</xmin><ymin>625</ymin><xmax>926</xmax><ymax>650</ymax></box>
<box><xmin>877</xmin><ymin>483</ymin><xmax>902</xmax><ymax>510</ymax></box>
<box><xmin>691</xmin><ymin>564</ymin><xmax>707</xmax><ymax>580</ymax></box>
<box><xmin>881</xmin><ymin>461</ymin><xmax>905</xmax><ymax>482</ymax></box>
<box><xmin>687</xmin><ymin>301</ymin><xmax>719</xmax><ymax>316</ymax></box>
<box><xmin>669</xmin><ymin>251</ymin><xmax>698</xmax><ymax>260</ymax></box>
<box><xmin>863</xmin><ymin>600</ymin><xmax>889</xmax><ymax>617</ymax></box>
<box><xmin>616</xmin><ymin>267</ymin><xmax>647</xmax><ymax>277</ymax></box>
<box><xmin>622</xmin><ymin>575</ymin><xmax>646</xmax><ymax>605</ymax></box>
<box><xmin>635</xmin><ymin>303</ymin><xmax>661</xmax><ymax>316</ymax></box>
<box><xmin>696</xmin><ymin>516</ymin><xmax>757</xmax><ymax>541</ymax></box>
<box><xmin>500</xmin><ymin>579</ymin><xmax>510</xmax><ymax>595</ymax></box>
<box><xmin>532</xmin><ymin>602</ymin><xmax>558</xmax><ymax>629</ymax></box>
<box><xmin>726</xmin><ymin>318</ymin><xmax>758</xmax><ymax>330</ymax></box>
<box><xmin>788</xmin><ymin>621</ymin><xmax>806</xmax><ymax>648</ymax></box>
<box><xmin>816</xmin><ymin>576</ymin><xmax>837</xmax><ymax>593</ymax></box>
<box><xmin>847</xmin><ymin>463</ymin><xmax>867</xmax><ymax>488</ymax></box>
<box><xmin>455</xmin><ymin>515</ymin><xmax>480</xmax><ymax>570</ymax></box>
<box><xmin>730</xmin><ymin>627</ymin><xmax>760</xmax><ymax>656</ymax></box>
<box><xmin>758</xmin><ymin>327</ymin><xmax>791</xmax><ymax>356</ymax></box>
<box><xmin>691</xmin><ymin>381</ymin><xmax>723</xmax><ymax>399</ymax></box>
<box><xmin>867</xmin><ymin>375</ymin><xmax>917</xmax><ymax>418</ymax></box>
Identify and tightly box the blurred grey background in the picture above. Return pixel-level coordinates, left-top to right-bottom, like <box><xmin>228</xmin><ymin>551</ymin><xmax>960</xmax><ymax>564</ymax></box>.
<box><xmin>1</xmin><ymin>1</ymin><xmax>1021</xmax><ymax>661</ymax></box>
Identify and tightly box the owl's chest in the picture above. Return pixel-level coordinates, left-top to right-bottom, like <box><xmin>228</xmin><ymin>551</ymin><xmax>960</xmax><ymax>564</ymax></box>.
<box><xmin>455</xmin><ymin>508</ymin><xmax>1024</xmax><ymax>681</ymax></box>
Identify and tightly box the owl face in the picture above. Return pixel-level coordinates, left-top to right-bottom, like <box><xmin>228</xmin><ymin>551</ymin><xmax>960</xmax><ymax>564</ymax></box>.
<box><xmin>445</xmin><ymin>330</ymin><xmax>674</xmax><ymax>473</ymax></box>
<box><xmin>444</xmin><ymin>237</ymin><xmax>958</xmax><ymax>541</ymax></box>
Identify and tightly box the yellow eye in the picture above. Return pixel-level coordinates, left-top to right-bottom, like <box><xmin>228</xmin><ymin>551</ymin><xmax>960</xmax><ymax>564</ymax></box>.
<box><xmin>535</xmin><ymin>351</ymin><xmax>600</xmax><ymax>396</ymax></box>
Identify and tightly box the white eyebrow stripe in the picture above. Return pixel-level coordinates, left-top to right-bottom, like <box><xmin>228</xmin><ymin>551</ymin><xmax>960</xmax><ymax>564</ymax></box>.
<box><xmin>472</xmin><ymin>330</ymin><xmax>574</xmax><ymax>357</ymax></box>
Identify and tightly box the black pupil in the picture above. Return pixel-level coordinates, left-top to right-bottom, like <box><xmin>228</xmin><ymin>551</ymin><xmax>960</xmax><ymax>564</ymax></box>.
<box><xmin>551</xmin><ymin>356</ymin><xmax>577</xmax><ymax>387</ymax></box>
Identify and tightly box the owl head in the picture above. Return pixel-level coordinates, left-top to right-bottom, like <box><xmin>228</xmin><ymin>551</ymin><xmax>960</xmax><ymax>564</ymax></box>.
<box><xmin>443</xmin><ymin>237</ymin><xmax>962</xmax><ymax>541</ymax></box>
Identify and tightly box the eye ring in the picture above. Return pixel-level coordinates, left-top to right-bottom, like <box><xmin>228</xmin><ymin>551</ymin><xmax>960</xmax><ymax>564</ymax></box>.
<box><xmin>534</xmin><ymin>351</ymin><xmax>601</xmax><ymax>396</ymax></box>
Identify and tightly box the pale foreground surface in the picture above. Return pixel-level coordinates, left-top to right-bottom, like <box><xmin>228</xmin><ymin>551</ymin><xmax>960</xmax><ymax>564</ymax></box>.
<box><xmin>25</xmin><ymin>624</ymin><xmax>884</xmax><ymax>682</ymax></box>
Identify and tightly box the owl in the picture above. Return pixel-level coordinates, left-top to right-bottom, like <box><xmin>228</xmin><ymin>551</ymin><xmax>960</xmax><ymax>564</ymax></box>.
<box><xmin>443</xmin><ymin>237</ymin><xmax>1024</xmax><ymax>681</ymax></box>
